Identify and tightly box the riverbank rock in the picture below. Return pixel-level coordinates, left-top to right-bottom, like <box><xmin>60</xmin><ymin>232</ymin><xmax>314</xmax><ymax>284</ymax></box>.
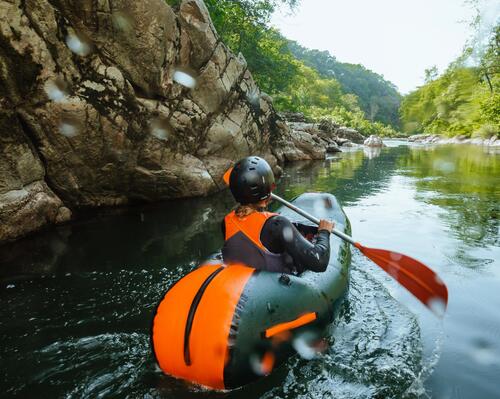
<box><xmin>364</xmin><ymin>135</ymin><xmax>385</xmax><ymax>147</ymax></box>
<box><xmin>408</xmin><ymin>134</ymin><xmax>500</xmax><ymax>147</ymax></box>
<box><xmin>335</xmin><ymin>127</ymin><xmax>366</xmax><ymax>144</ymax></box>
<box><xmin>0</xmin><ymin>111</ymin><xmax>72</xmax><ymax>241</ymax></box>
<box><xmin>278</xmin><ymin>112</ymin><xmax>307</xmax><ymax>123</ymax></box>
<box><xmin>274</xmin><ymin>121</ymin><xmax>349</xmax><ymax>161</ymax></box>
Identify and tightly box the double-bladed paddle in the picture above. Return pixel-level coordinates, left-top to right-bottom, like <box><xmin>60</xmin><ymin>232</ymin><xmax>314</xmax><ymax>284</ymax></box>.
<box><xmin>223</xmin><ymin>167</ymin><xmax>448</xmax><ymax>317</ymax></box>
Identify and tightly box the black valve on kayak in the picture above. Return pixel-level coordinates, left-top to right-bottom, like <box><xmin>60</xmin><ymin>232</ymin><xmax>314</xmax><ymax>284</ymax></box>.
<box><xmin>279</xmin><ymin>274</ymin><xmax>291</xmax><ymax>286</ymax></box>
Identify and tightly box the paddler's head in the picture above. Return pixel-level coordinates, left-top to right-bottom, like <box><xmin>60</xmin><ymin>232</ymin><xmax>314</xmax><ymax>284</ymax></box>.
<box><xmin>229</xmin><ymin>156</ymin><xmax>275</xmax><ymax>210</ymax></box>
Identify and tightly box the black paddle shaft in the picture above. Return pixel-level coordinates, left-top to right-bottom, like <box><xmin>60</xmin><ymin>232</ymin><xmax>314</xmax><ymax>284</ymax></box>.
<box><xmin>270</xmin><ymin>193</ymin><xmax>355</xmax><ymax>245</ymax></box>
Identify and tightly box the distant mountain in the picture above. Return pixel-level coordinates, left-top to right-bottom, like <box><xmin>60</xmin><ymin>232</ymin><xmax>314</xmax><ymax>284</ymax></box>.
<box><xmin>287</xmin><ymin>41</ymin><xmax>402</xmax><ymax>128</ymax></box>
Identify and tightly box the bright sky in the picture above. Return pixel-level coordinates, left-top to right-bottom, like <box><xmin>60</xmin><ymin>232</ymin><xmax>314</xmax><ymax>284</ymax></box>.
<box><xmin>271</xmin><ymin>0</ymin><xmax>489</xmax><ymax>94</ymax></box>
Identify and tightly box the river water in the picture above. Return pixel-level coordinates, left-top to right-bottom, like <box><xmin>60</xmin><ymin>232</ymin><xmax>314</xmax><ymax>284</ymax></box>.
<box><xmin>1</xmin><ymin>142</ymin><xmax>499</xmax><ymax>398</ymax></box>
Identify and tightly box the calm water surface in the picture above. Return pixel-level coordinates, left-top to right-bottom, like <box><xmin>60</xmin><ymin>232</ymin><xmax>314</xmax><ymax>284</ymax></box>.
<box><xmin>1</xmin><ymin>142</ymin><xmax>499</xmax><ymax>398</ymax></box>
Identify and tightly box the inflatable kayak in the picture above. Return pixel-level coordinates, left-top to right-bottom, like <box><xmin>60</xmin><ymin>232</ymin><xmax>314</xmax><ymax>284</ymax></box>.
<box><xmin>151</xmin><ymin>192</ymin><xmax>351</xmax><ymax>390</ymax></box>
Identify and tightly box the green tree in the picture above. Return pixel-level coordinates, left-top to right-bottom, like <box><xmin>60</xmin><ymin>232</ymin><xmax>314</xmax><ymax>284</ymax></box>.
<box><xmin>400</xmin><ymin>24</ymin><xmax>499</xmax><ymax>138</ymax></box>
<box><xmin>424</xmin><ymin>66</ymin><xmax>439</xmax><ymax>83</ymax></box>
<box><xmin>203</xmin><ymin>0</ymin><xmax>299</xmax><ymax>94</ymax></box>
<box><xmin>166</xmin><ymin>0</ymin><xmax>400</xmax><ymax>137</ymax></box>
<box><xmin>287</xmin><ymin>41</ymin><xmax>402</xmax><ymax>128</ymax></box>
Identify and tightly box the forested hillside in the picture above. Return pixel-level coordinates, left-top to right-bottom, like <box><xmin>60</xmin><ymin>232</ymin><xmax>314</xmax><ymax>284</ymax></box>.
<box><xmin>168</xmin><ymin>0</ymin><xmax>400</xmax><ymax>136</ymax></box>
<box><xmin>287</xmin><ymin>42</ymin><xmax>402</xmax><ymax>128</ymax></box>
<box><xmin>400</xmin><ymin>24</ymin><xmax>499</xmax><ymax>138</ymax></box>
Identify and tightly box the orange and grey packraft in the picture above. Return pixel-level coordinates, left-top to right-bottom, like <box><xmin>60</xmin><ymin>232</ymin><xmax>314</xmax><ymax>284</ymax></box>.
<box><xmin>151</xmin><ymin>193</ymin><xmax>351</xmax><ymax>390</ymax></box>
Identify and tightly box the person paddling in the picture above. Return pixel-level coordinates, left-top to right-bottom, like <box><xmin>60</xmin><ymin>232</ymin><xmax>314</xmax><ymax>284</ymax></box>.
<box><xmin>222</xmin><ymin>156</ymin><xmax>334</xmax><ymax>274</ymax></box>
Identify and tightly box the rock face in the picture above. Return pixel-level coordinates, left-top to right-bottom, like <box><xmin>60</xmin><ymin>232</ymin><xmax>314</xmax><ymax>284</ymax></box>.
<box><xmin>0</xmin><ymin>111</ymin><xmax>72</xmax><ymax>241</ymax></box>
<box><xmin>364</xmin><ymin>135</ymin><xmax>385</xmax><ymax>147</ymax></box>
<box><xmin>0</xmin><ymin>0</ymin><xmax>364</xmax><ymax>242</ymax></box>
<box><xmin>273</xmin><ymin>117</ymin><xmax>363</xmax><ymax>162</ymax></box>
<box><xmin>0</xmin><ymin>0</ymin><xmax>298</xmax><ymax>241</ymax></box>
<box><xmin>335</xmin><ymin>127</ymin><xmax>366</xmax><ymax>144</ymax></box>
<box><xmin>278</xmin><ymin>111</ymin><xmax>307</xmax><ymax>123</ymax></box>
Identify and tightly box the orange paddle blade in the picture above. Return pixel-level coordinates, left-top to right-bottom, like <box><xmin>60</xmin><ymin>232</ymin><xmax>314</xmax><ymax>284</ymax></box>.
<box><xmin>223</xmin><ymin>167</ymin><xmax>233</xmax><ymax>186</ymax></box>
<box><xmin>355</xmin><ymin>243</ymin><xmax>448</xmax><ymax>317</ymax></box>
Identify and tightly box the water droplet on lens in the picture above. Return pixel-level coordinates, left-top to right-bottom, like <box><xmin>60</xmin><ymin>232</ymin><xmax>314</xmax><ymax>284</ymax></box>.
<box><xmin>173</xmin><ymin>69</ymin><xmax>197</xmax><ymax>89</ymax></box>
<box><xmin>246</xmin><ymin>87</ymin><xmax>260</xmax><ymax>106</ymax></box>
<box><xmin>470</xmin><ymin>339</ymin><xmax>497</xmax><ymax>366</ymax></box>
<box><xmin>427</xmin><ymin>297</ymin><xmax>446</xmax><ymax>318</ymax></box>
<box><xmin>59</xmin><ymin>121</ymin><xmax>79</xmax><ymax>138</ymax></box>
<box><xmin>44</xmin><ymin>79</ymin><xmax>68</xmax><ymax>102</ymax></box>
<box><xmin>66</xmin><ymin>33</ymin><xmax>92</xmax><ymax>56</ymax></box>
<box><xmin>150</xmin><ymin>118</ymin><xmax>170</xmax><ymax>141</ymax></box>
<box><xmin>112</xmin><ymin>11</ymin><xmax>133</xmax><ymax>32</ymax></box>
<box><xmin>389</xmin><ymin>252</ymin><xmax>403</xmax><ymax>261</ymax></box>
<box><xmin>433</xmin><ymin>159</ymin><xmax>455</xmax><ymax>174</ymax></box>
<box><xmin>292</xmin><ymin>332</ymin><xmax>318</xmax><ymax>360</ymax></box>
<box><xmin>386</xmin><ymin>264</ymin><xmax>399</xmax><ymax>280</ymax></box>
<box><xmin>249</xmin><ymin>351</ymin><xmax>274</xmax><ymax>376</ymax></box>
<box><xmin>313</xmin><ymin>199</ymin><xmax>326</xmax><ymax>216</ymax></box>
<box><xmin>283</xmin><ymin>226</ymin><xmax>293</xmax><ymax>242</ymax></box>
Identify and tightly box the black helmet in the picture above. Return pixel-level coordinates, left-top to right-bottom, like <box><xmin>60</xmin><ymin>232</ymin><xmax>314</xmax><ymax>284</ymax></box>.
<box><xmin>229</xmin><ymin>156</ymin><xmax>275</xmax><ymax>205</ymax></box>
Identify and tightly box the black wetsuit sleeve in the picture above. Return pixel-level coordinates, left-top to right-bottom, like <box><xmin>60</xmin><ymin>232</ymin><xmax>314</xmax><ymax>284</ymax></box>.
<box><xmin>261</xmin><ymin>215</ymin><xmax>331</xmax><ymax>273</ymax></box>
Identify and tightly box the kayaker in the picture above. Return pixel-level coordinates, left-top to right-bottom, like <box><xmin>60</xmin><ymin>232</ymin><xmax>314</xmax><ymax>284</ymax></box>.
<box><xmin>222</xmin><ymin>156</ymin><xmax>334</xmax><ymax>274</ymax></box>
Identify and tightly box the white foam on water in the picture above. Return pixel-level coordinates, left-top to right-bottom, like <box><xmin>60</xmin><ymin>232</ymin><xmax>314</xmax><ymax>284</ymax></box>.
<box><xmin>246</xmin><ymin>87</ymin><xmax>260</xmax><ymax>106</ymax></box>
<box><xmin>151</xmin><ymin>126</ymin><xmax>168</xmax><ymax>141</ymax></box>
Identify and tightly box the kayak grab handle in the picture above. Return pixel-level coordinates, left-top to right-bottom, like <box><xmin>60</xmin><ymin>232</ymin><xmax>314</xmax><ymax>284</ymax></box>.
<box><xmin>263</xmin><ymin>311</ymin><xmax>317</xmax><ymax>338</ymax></box>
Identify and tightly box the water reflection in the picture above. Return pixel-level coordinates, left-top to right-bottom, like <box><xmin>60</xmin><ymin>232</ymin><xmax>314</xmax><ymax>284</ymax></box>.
<box><xmin>275</xmin><ymin>146</ymin><xmax>404</xmax><ymax>207</ymax></box>
<box><xmin>0</xmin><ymin>190</ymin><xmax>234</xmax><ymax>280</ymax></box>
<box><xmin>399</xmin><ymin>145</ymin><xmax>500</xmax><ymax>247</ymax></box>
<box><xmin>1</xmin><ymin>144</ymin><xmax>499</xmax><ymax>398</ymax></box>
<box><xmin>363</xmin><ymin>146</ymin><xmax>381</xmax><ymax>159</ymax></box>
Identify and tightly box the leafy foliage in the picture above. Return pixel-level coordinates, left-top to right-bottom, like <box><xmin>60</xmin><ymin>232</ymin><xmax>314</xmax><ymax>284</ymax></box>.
<box><xmin>400</xmin><ymin>23</ymin><xmax>499</xmax><ymax>138</ymax></box>
<box><xmin>166</xmin><ymin>0</ymin><xmax>400</xmax><ymax>136</ymax></box>
<box><xmin>287</xmin><ymin>41</ymin><xmax>402</xmax><ymax>128</ymax></box>
<box><xmin>203</xmin><ymin>0</ymin><xmax>300</xmax><ymax>94</ymax></box>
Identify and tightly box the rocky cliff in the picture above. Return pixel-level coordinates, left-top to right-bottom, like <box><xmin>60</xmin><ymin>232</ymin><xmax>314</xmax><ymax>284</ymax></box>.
<box><xmin>0</xmin><ymin>0</ymin><xmax>362</xmax><ymax>242</ymax></box>
<box><xmin>0</xmin><ymin>0</ymin><xmax>277</xmax><ymax>241</ymax></box>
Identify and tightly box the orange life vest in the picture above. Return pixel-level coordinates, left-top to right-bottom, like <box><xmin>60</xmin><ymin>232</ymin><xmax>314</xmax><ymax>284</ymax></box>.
<box><xmin>222</xmin><ymin>210</ymin><xmax>288</xmax><ymax>272</ymax></box>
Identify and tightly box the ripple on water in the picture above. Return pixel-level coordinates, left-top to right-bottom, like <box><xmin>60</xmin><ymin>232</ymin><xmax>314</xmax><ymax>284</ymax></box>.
<box><xmin>2</xmin><ymin>258</ymin><xmax>424</xmax><ymax>398</ymax></box>
<box><xmin>1</xmin><ymin>267</ymin><xmax>189</xmax><ymax>398</ymax></box>
<box><xmin>35</xmin><ymin>333</ymin><xmax>151</xmax><ymax>398</ymax></box>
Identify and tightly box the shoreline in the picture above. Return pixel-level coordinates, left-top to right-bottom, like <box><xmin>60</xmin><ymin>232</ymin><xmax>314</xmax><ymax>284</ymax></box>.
<box><xmin>407</xmin><ymin>134</ymin><xmax>500</xmax><ymax>147</ymax></box>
